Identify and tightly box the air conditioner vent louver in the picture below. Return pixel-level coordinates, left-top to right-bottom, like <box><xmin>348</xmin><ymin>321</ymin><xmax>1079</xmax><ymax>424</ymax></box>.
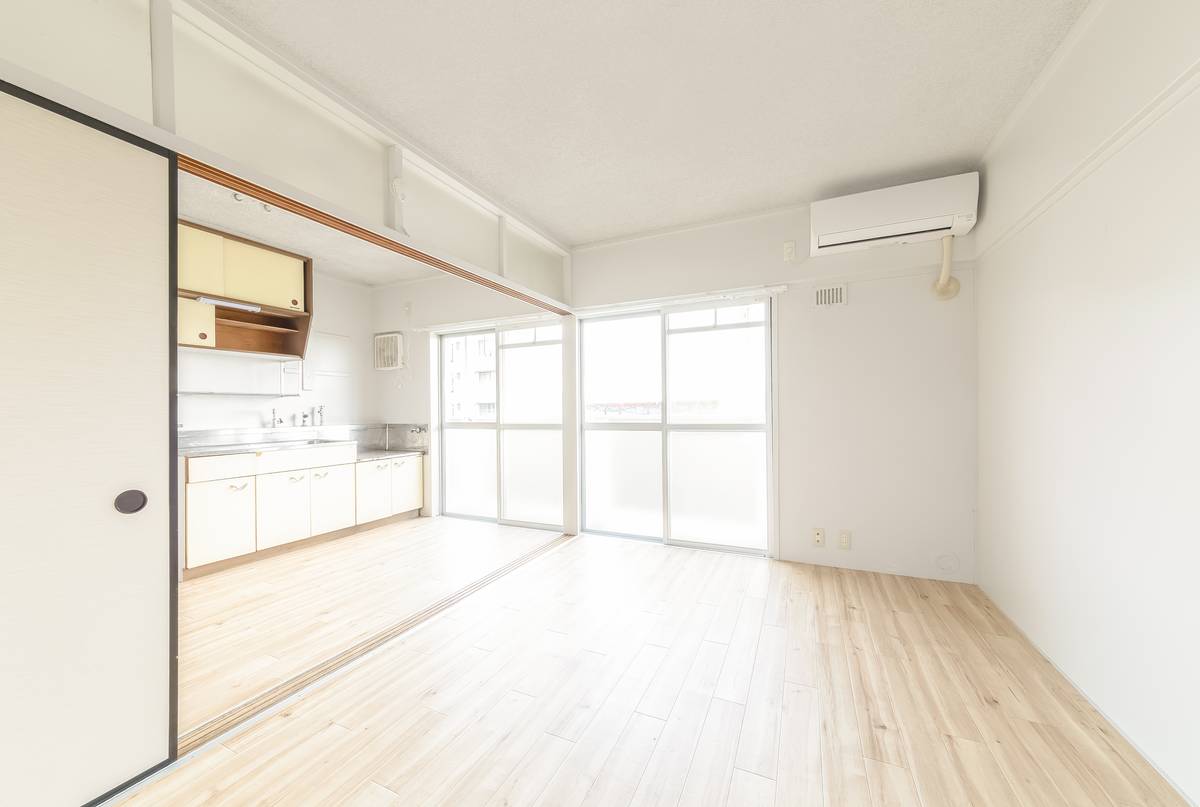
<box><xmin>814</xmin><ymin>284</ymin><xmax>846</xmax><ymax>307</ymax></box>
<box><xmin>374</xmin><ymin>332</ymin><xmax>404</xmax><ymax>370</ymax></box>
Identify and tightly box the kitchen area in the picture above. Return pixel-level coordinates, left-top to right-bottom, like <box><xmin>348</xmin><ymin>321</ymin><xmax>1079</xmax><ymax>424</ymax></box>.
<box><xmin>174</xmin><ymin>171</ymin><xmax>566</xmax><ymax>750</ymax></box>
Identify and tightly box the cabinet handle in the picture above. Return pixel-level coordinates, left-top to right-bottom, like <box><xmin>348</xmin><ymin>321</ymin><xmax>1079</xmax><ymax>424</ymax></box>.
<box><xmin>377</xmin><ymin>463</ymin><xmax>388</xmax><ymax>470</ymax></box>
<box><xmin>289</xmin><ymin>474</ymin><xmax>305</xmax><ymax>482</ymax></box>
<box><xmin>313</xmin><ymin>471</ymin><xmax>327</xmax><ymax>479</ymax></box>
<box><xmin>228</xmin><ymin>482</ymin><xmax>248</xmax><ymax>491</ymax></box>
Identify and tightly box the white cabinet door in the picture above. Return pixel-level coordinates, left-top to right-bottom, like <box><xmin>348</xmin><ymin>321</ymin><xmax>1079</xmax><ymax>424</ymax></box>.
<box><xmin>355</xmin><ymin>460</ymin><xmax>392</xmax><ymax>524</ymax></box>
<box><xmin>186</xmin><ymin>477</ymin><xmax>257</xmax><ymax>567</ymax></box>
<box><xmin>311</xmin><ymin>463</ymin><xmax>356</xmax><ymax>535</ymax></box>
<box><xmin>256</xmin><ymin>469</ymin><xmax>312</xmax><ymax>550</ymax></box>
<box><xmin>391</xmin><ymin>455</ymin><xmax>424</xmax><ymax>515</ymax></box>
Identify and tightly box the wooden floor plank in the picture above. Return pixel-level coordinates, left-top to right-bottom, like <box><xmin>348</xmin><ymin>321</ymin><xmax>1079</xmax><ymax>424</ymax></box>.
<box><xmin>113</xmin><ymin>534</ymin><xmax>1188</xmax><ymax>807</ymax></box>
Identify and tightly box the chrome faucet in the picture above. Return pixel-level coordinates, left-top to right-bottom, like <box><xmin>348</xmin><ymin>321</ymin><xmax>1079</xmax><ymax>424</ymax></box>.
<box><xmin>270</xmin><ymin>408</ymin><xmax>284</xmax><ymax>428</ymax></box>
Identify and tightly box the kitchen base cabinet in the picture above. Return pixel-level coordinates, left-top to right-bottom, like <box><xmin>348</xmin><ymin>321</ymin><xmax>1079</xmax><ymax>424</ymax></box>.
<box><xmin>186</xmin><ymin>476</ymin><xmax>256</xmax><ymax>567</ymax></box>
<box><xmin>310</xmin><ymin>463</ymin><xmax>356</xmax><ymax>535</ymax></box>
<box><xmin>391</xmin><ymin>455</ymin><xmax>424</xmax><ymax>515</ymax></box>
<box><xmin>355</xmin><ymin>460</ymin><xmax>392</xmax><ymax>524</ymax></box>
<box><xmin>256</xmin><ymin>469</ymin><xmax>312</xmax><ymax>550</ymax></box>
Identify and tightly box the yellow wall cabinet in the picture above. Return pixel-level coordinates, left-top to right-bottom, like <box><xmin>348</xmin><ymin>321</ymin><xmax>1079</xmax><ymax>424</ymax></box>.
<box><xmin>186</xmin><ymin>476</ymin><xmax>256</xmax><ymax>566</ymax></box>
<box><xmin>177</xmin><ymin>297</ymin><xmax>215</xmax><ymax>347</ymax></box>
<box><xmin>222</xmin><ymin>238</ymin><xmax>306</xmax><ymax>312</ymax></box>
<box><xmin>255</xmin><ymin>469</ymin><xmax>312</xmax><ymax>550</ymax></box>
<box><xmin>177</xmin><ymin>222</ymin><xmax>312</xmax><ymax>358</ymax></box>
<box><xmin>178</xmin><ymin>223</ymin><xmax>225</xmax><ymax>295</ymax></box>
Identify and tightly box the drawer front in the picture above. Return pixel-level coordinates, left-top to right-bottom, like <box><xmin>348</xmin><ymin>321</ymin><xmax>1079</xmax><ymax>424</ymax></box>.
<box><xmin>187</xmin><ymin>452</ymin><xmax>257</xmax><ymax>483</ymax></box>
<box><xmin>256</xmin><ymin>469</ymin><xmax>312</xmax><ymax>550</ymax></box>
<box><xmin>390</xmin><ymin>455</ymin><xmax>424</xmax><ymax>514</ymax></box>
<box><xmin>355</xmin><ymin>460</ymin><xmax>392</xmax><ymax>524</ymax></box>
<box><xmin>255</xmin><ymin>444</ymin><xmax>357</xmax><ymax>475</ymax></box>
<box><xmin>223</xmin><ymin>238</ymin><xmax>305</xmax><ymax>311</ymax></box>
<box><xmin>310</xmin><ymin>463</ymin><xmax>356</xmax><ymax>535</ymax></box>
<box><xmin>178</xmin><ymin>223</ymin><xmax>225</xmax><ymax>295</ymax></box>
<box><xmin>177</xmin><ymin>297</ymin><xmax>215</xmax><ymax>348</ymax></box>
<box><xmin>185</xmin><ymin>476</ymin><xmax>256</xmax><ymax>567</ymax></box>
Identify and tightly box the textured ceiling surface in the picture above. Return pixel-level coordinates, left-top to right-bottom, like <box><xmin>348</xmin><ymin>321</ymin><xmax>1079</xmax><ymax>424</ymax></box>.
<box><xmin>180</xmin><ymin>173</ymin><xmax>439</xmax><ymax>286</ymax></box>
<box><xmin>199</xmin><ymin>0</ymin><xmax>1090</xmax><ymax>246</ymax></box>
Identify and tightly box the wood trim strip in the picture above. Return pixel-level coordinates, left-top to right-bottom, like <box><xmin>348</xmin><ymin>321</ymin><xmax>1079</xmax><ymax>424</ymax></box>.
<box><xmin>176</xmin><ymin>155</ymin><xmax>571</xmax><ymax>316</ymax></box>
<box><xmin>176</xmin><ymin>531</ymin><xmax>574</xmax><ymax>755</ymax></box>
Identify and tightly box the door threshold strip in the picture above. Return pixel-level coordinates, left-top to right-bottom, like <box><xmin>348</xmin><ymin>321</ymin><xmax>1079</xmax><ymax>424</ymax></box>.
<box><xmin>176</xmin><ymin>531</ymin><xmax>574</xmax><ymax>756</ymax></box>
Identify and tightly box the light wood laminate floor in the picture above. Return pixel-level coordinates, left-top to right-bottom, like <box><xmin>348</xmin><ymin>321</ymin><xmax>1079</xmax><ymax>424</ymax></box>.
<box><xmin>178</xmin><ymin>516</ymin><xmax>560</xmax><ymax>737</ymax></box>
<box><xmin>138</xmin><ymin>534</ymin><xmax>1186</xmax><ymax>806</ymax></box>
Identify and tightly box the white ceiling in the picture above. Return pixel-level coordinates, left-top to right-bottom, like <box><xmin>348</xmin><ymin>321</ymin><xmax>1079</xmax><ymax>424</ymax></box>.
<box><xmin>198</xmin><ymin>0</ymin><xmax>1091</xmax><ymax>246</ymax></box>
<box><xmin>179</xmin><ymin>173</ymin><xmax>440</xmax><ymax>286</ymax></box>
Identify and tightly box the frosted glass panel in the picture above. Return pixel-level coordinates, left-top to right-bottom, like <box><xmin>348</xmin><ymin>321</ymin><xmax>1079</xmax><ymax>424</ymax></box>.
<box><xmin>502</xmin><ymin>431</ymin><xmax>563</xmax><ymax>526</ymax></box>
<box><xmin>501</xmin><ymin>343</ymin><xmax>562</xmax><ymax>424</ymax></box>
<box><xmin>584</xmin><ymin>431</ymin><xmax>662</xmax><ymax>537</ymax></box>
<box><xmin>669</xmin><ymin>432</ymin><xmax>767</xmax><ymax>550</ymax></box>
<box><xmin>443</xmin><ymin>429</ymin><xmax>497</xmax><ymax>517</ymax></box>
<box><xmin>582</xmin><ymin>315</ymin><xmax>661</xmax><ymax>422</ymax></box>
<box><xmin>668</xmin><ymin>326</ymin><xmax>766</xmax><ymax>424</ymax></box>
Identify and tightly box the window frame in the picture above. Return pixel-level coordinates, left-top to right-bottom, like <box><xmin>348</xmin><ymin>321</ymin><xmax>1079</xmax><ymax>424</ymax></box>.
<box><xmin>438</xmin><ymin>322</ymin><xmax>565</xmax><ymax>530</ymax></box>
<box><xmin>579</xmin><ymin>298</ymin><xmax>775</xmax><ymax>555</ymax></box>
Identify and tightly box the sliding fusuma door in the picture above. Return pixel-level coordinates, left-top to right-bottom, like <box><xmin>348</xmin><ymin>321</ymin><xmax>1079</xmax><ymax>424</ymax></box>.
<box><xmin>0</xmin><ymin>83</ymin><xmax>176</xmax><ymax>805</ymax></box>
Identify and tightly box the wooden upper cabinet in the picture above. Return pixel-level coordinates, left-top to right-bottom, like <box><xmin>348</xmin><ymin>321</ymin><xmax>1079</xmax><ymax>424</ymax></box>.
<box><xmin>178</xmin><ymin>223</ymin><xmax>225</xmax><ymax>295</ymax></box>
<box><xmin>223</xmin><ymin>239</ymin><xmax>306</xmax><ymax>312</ymax></box>
<box><xmin>176</xmin><ymin>221</ymin><xmax>313</xmax><ymax>358</ymax></box>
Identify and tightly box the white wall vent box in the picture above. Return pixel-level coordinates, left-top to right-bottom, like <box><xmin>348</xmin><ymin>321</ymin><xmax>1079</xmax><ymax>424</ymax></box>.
<box><xmin>814</xmin><ymin>284</ymin><xmax>847</xmax><ymax>307</ymax></box>
<box><xmin>373</xmin><ymin>332</ymin><xmax>404</xmax><ymax>370</ymax></box>
<box><xmin>810</xmin><ymin>172</ymin><xmax>978</xmax><ymax>256</ymax></box>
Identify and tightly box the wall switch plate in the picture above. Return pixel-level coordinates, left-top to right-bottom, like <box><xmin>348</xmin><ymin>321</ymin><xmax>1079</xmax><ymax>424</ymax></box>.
<box><xmin>784</xmin><ymin>240</ymin><xmax>797</xmax><ymax>262</ymax></box>
<box><xmin>838</xmin><ymin>529</ymin><xmax>852</xmax><ymax>549</ymax></box>
<box><xmin>813</xmin><ymin>527</ymin><xmax>825</xmax><ymax>547</ymax></box>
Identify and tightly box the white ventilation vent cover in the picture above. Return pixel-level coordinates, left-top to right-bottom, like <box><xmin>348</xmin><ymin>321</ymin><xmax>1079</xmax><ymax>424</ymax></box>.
<box><xmin>814</xmin><ymin>284</ymin><xmax>847</xmax><ymax>307</ymax></box>
<box><xmin>374</xmin><ymin>332</ymin><xmax>404</xmax><ymax>370</ymax></box>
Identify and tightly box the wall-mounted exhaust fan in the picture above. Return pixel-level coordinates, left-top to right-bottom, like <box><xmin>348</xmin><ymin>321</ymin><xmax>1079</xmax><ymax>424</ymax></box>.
<box><xmin>374</xmin><ymin>332</ymin><xmax>404</xmax><ymax>370</ymax></box>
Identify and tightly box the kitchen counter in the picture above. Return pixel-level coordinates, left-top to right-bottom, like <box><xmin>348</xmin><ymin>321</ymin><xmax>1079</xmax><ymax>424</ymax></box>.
<box><xmin>355</xmin><ymin>448</ymin><xmax>425</xmax><ymax>462</ymax></box>
<box><xmin>179</xmin><ymin>439</ymin><xmax>357</xmax><ymax>458</ymax></box>
<box><xmin>179</xmin><ymin>441</ymin><xmax>424</xmax><ymax>462</ymax></box>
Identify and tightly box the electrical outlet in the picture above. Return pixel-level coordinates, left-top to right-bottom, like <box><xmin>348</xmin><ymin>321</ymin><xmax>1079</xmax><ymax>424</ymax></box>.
<box><xmin>813</xmin><ymin>527</ymin><xmax>825</xmax><ymax>547</ymax></box>
<box><xmin>784</xmin><ymin>240</ymin><xmax>797</xmax><ymax>262</ymax></box>
<box><xmin>838</xmin><ymin>529</ymin><xmax>852</xmax><ymax>549</ymax></box>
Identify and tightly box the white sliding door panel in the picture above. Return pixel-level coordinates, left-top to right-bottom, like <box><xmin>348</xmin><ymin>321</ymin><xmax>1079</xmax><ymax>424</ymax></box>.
<box><xmin>0</xmin><ymin>90</ymin><xmax>172</xmax><ymax>806</ymax></box>
<box><xmin>582</xmin><ymin>303</ymin><xmax>771</xmax><ymax>553</ymax></box>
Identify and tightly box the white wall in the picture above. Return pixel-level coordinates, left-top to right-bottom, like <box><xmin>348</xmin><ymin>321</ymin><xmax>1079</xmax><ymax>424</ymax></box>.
<box><xmin>177</xmin><ymin>272</ymin><xmax>378</xmax><ymax>429</ymax></box>
<box><xmin>572</xmin><ymin>209</ymin><xmax>978</xmax><ymax>581</ymax></box>
<box><xmin>976</xmin><ymin>0</ymin><xmax>1200</xmax><ymax>800</ymax></box>
<box><xmin>0</xmin><ymin>0</ymin><xmax>153</xmax><ymax>122</ymax></box>
<box><xmin>372</xmin><ymin>274</ymin><xmax>542</xmax><ymax>424</ymax></box>
<box><xmin>172</xmin><ymin>13</ymin><xmax>387</xmax><ymax>225</ymax></box>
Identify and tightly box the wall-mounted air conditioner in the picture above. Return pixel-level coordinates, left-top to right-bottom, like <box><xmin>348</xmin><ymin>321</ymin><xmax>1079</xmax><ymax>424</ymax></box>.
<box><xmin>810</xmin><ymin>172</ymin><xmax>978</xmax><ymax>256</ymax></box>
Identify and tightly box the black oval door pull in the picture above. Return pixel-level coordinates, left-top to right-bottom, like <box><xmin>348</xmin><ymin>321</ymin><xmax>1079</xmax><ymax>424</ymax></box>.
<box><xmin>114</xmin><ymin>490</ymin><xmax>148</xmax><ymax>514</ymax></box>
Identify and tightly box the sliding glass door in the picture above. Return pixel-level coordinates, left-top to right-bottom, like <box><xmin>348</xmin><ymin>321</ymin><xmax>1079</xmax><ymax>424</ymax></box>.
<box><xmin>581</xmin><ymin>301</ymin><xmax>772</xmax><ymax>552</ymax></box>
<box><xmin>440</xmin><ymin>323</ymin><xmax>563</xmax><ymax>529</ymax></box>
